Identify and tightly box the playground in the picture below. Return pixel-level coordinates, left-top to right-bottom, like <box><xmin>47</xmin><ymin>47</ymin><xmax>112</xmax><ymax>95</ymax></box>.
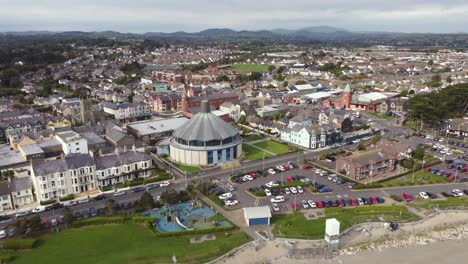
<box><xmin>143</xmin><ymin>200</ymin><xmax>231</xmax><ymax>232</ymax></box>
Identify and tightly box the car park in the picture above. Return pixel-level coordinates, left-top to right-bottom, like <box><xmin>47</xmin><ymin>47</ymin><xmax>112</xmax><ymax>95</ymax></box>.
<box><xmin>271</xmin><ymin>203</ymin><xmax>280</xmax><ymax>212</ymax></box>
<box><xmin>271</xmin><ymin>196</ymin><xmax>285</xmax><ymax>203</ymax></box>
<box><xmin>218</xmin><ymin>193</ymin><xmax>233</xmax><ymax>200</ymax></box>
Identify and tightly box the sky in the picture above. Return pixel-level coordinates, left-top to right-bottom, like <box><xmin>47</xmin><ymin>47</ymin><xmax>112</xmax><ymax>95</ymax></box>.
<box><xmin>1</xmin><ymin>0</ymin><xmax>467</xmax><ymax>33</ymax></box>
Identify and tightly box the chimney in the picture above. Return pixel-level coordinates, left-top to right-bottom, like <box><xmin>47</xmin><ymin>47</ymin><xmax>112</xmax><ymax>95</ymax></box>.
<box><xmin>200</xmin><ymin>100</ymin><xmax>210</xmax><ymax>113</ymax></box>
<box><xmin>132</xmin><ymin>144</ymin><xmax>136</xmax><ymax>152</ymax></box>
<box><xmin>123</xmin><ymin>145</ymin><xmax>127</xmax><ymax>152</ymax></box>
<box><xmin>115</xmin><ymin>147</ymin><xmax>120</xmax><ymax>156</ymax></box>
<box><xmin>98</xmin><ymin>148</ymin><xmax>103</xmax><ymax>157</ymax></box>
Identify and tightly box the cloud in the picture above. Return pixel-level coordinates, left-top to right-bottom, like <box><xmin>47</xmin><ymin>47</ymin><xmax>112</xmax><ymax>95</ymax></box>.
<box><xmin>0</xmin><ymin>0</ymin><xmax>467</xmax><ymax>33</ymax></box>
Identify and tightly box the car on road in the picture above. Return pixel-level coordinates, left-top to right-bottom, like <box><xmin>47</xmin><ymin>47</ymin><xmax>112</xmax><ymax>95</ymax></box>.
<box><xmin>268</xmin><ymin>168</ymin><xmax>276</xmax><ymax>175</ymax></box>
<box><xmin>451</xmin><ymin>189</ymin><xmax>464</xmax><ymax>197</ymax></box>
<box><xmin>226</xmin><ymin>184</ymin><xmax>235</xmax><ymax>192</ymax></box>
<box><xmin>318</xmin><ymin>186</ymin><xmax>332</xmax><ymax>193</ymax></box>
<box><xmin>89</xmin><ymin>207</ymin><xmax>97</xmax><ymax>217</ymax></box>
<box><xmin>300</xmin><ymin>200</ymin><xmax>309</xmax><ymax>209</ymax></box>
<box><xmin>402</xmin><ymin>193</ymin><xmax>414</xmax><ymax>202</ymax></box>
<box><xmin>271</xmin><ymin>203</ymin><xmax>280</xmax><ymax>212</ymax></box>
<box><xmin>218</xmin><ymin>193</ymin><xmax>233</xmax><ymax>200</ymax></box>
<box><xmin>131</xmin><ymin>187</ymin><xmax>145</xmax><ymax>193</ymax></box>
<box><xmin>32</xmin><ymin>206</ymin><xmax>46</xmax><ymax>214</ymax></box>
<box><xmin>271</xmin><ymin>196</ymin><xmax>285</xmax><ymax>203</ymax></box>
<box><xmin>419</xmin><ymin>192</ymin><xmax>429</xmax><ymax>199</ymax></box>
<box><xmin>303</xmin><ymin>165</ymin><xmax>313</xmax><ymax>170</ymax></box>
<box><xmin>94</xmin><ymin>194</ymin><xmax>106</xmax><ymax>200</ymax></box>
<box><xmin>224</xmin><ymin>200</ymin><xmax>239</xmax><ymax>206</ymax></box>
<box><xmin>160</xmin><ymin>181</ymin><xmax>171</xmax><ymax>187</ymax></box>
<box><xmin>78</xmin><ymin>198</ymin><xmax>89</xmax><ymax>204</ymax></box>
<box><xmin>146</xmin><ymin>184</ymin><xmax>158</xmax><ymax>191</ymax></box>
<box><xmin>15</xmin><ymin>210</ymin><xmax>29</xmax><ymax>218</ymax></box>
<box><xmin>297</xmin><ymin>186</ymin><xmax>304</xmax><ymax>194</ymax></box>
<box><xmin>348</xmin><ymin>182</ymin><xmax>357</xmax><ymax>189</ymax></box>
<box><xmin>307</xmin><ymin>200</ymin><xmax>316</xmax><ymax>208</ymax></box>
<box><xmin>264</xmin><ymin>189</ymin><xmax>272</xmax><ymax>196</ymax></box>
<box><xmin>291</xmin><ymin>202</ymin><xmax>301</xmax><ymax>210</ymax></box>
<box><xmin>114</xmin><ymin>191</ymin><xmax>126</xmax><ymax>197</ymax></box>
<box><xmin>62</xmin><ymin>200</ymin><xmax>77</xmax><ymax>207</ymax></box>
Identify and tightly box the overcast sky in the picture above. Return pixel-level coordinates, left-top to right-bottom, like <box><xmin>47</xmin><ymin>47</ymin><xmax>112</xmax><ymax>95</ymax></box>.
<box><xmin>1</xmin><ymin>0</ymin><xmax>467</xmax><ymax>33</ymax></box>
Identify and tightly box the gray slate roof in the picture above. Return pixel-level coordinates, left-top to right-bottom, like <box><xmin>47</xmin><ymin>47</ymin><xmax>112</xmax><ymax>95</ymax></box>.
<box><xmin>32</xmin><ymin>154</ymin><xmax>95</xmax><ymax>176</ymax></box>
<box><xmin>11</xmin><ymin>177</ymin><xmax>32</xmax><ymax>192</ymax></box>
<box><xmin>95</xmin><ymin>151</ymin><xmax>151</xmax><ymax>170</ymax></box>
<box><xmin>173</xmin><ymin>112</ymin><xmax>239</xmax><ymax>141</ymax></box>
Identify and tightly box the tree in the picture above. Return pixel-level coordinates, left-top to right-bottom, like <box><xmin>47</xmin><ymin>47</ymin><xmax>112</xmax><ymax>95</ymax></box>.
<box><xmin>215</xmin><ymin>74</ymin><xmax>229</xmax><ymax>82</ymax></box>
<box><xmin>267</xmin><ymin>65</ymin><xmax>276</xmax><ymax>73</ymax></box>
<box><xmin>412</xmin><ymin>147</ymin><xmax>425</xmax><ymax>160</ymax></box>
<box><xmin>446</xmin><ymin>76</ymin><xmax>453</xmax><ymax>83</ymax></box>
<box><xmin>29</xmin><ymin>215</ymin><xmax>43</xmax><ymax>233</ymax></box>
<box><xmin>295</xmin><ymin>80</ymin><xmax>307</xmax><ymax>85</ymax></box>
<box><xmin>371</xmin><ymin>134</ymin><xmax>382</xmax><ymax>145</ymax></box>
<box><xmin>248</xmin><ymin>72</ymin><xmax>262</xmax><ymax>81</ymax></box>
<box><xmin>428</xmin><ymin>59</ymin><xmax>434</xmax><ymax>66</ymax></box>
<box><xmin>283</xmin><ymin>81</ymin><xmax>288</xmax><ymax>87</ymax></box>
<box><xmin>139</xmin><ymin>192</ymin><xmax>155</xmax><ymax>211</ymax></box>
<box><xmin>357</xmin><ymin>141</ymin><xmax>367</xmax><ymax>151</ymax></box>
<box><xmin>237</xmin><ymin>115</ymin><xmax>247</xmax><ymax>125</ymax></box>
<box><xmin>399</xmin><ymin>89</ymin><xmax>408</xmax><ymax>97</ymax></box>
<box><xmin>161</xmin><ymin>189</ymin><xmax>180</xmax><ymax>204</ymax></box>
<box><xmin>105</xmin><ymin>199</ymin><xmax>117</xmax><ymax>216</ymax></box>
<box><xmin>62</xmin><ymin>207</ymin><xmax>74</xmax><ymax>226</ymax></box>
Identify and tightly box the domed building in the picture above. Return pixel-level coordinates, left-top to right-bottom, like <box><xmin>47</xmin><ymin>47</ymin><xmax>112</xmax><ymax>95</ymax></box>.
<box><xmin>169</xmin><ymin>100</ymin><xmax>242</xmax><ymax>166</ymax></box>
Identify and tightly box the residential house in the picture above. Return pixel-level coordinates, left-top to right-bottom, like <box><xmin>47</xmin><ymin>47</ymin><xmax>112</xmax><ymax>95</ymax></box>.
<box><xmin>56</xmin><ymin>130</ymin><xmax>89</xmax><ymax>155</ymax></box>
<box><xmin>0</xmin><ymin>182</ymin><xmax>13</xmax><ymax>212</ymax></box>
<box><xmin>102</xmin><ymin>102</ymin><xmax>151</xmax><ymax>122</ymax></box>
<box><xmin>10</xmin><ymin>177</ymin><xmax>34</xmax><ymax>207</ymax></box>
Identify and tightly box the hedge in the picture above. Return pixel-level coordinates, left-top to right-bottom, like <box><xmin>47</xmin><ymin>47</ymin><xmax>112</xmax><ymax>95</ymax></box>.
<box><xmin>59</xmin><ymin>194</ymin><xmax>75</xmax><ymax>201</ymax></box>
<box><xmin>40</xmin><ymin>199</ymin><xmax>57</xmax><ymax>206</ymax></box>
<box><xmin>153</xmin><ymin>225</ymin><xmax>237</xmax><ymax>238</ymax></box>
<box><xmin>0</xmin><ymin>253</ymin><xmax>14</xmax><ymax>262</ymax></box>
<box><xmin>390</xmin><ymin>195</ymin><xmax>404</xmax><ymax>202</ymax></box>
<box><xmin>2</xmin><ymin>239</ymin><xmax>38</xmax><ymax>250</ymax></box>
<box><xmin>72</xmin><ymin>216</ymin><xmax>155</xmax><ymax>228</ymax></box>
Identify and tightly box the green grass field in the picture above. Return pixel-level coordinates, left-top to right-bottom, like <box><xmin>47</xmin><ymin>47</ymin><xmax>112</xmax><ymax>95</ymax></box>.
<box><xmin>163</xmin><ymin>157</ymin><xmax>202</xmax><ymax>173</ymax></box>
<box><xmin>410</xmin><ymin>197</ymin><xmax>468</xmax><ymax>211</ymax></box>
<box><xmin>368</xmin><ymin>112</ymin><xmax>394</xmax><ymax>120</ymax></box>
<box><xmin>381</xmin><ymin>171</ymin><xmax>451</xmax><ymax>187</ymax></box>
<box><xmin>254</xmin><ymin>140</ymin><xmax>290</xmax><ymax>155</ymax></box>
<box><xmin>242</xmin><ymin>144</ymin><xmax>272</xmax><ymax>160</ymax></box>
<box><xmin>242</xmin><ymin>134</ymin><xmax>264</xmax><ymax>142</ymax></box>
<box><xmin>10</xmin><ymin>224</ymin><xmax>251</xmax><ymax>264</ymax></box>
<box><xmin>272</xmin><ymin>206</ymin><xmax>419</xmax><ymax>239</ymax></box>
<box><xmin>228</xmin><ymin>64</ymin><xmax>269</xmax><ymax>72</ymax></box>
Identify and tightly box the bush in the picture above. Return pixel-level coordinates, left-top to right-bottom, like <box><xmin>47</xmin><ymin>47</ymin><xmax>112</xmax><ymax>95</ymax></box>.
<box><xmin>59</xmin><ymin>194</ymin><xmax>75</xmax><ymax>201</ymax></box>
<box><xmin>40</xmin><ymin>199</ymin><xmax>57</xmax><ymax>206</ymax></box>
<box><xmin>390</xmin><ymin>194</ymin><xmax>403</xmax><ymax>202</ymax></box>
<box><xmin>0</xmin><ymin>253</ymin><xmax>14</xmax><ymax>262</ymax></box>
<box><xmin>2</xmin><ymin>239</ymin><xmax>38</xmax><ymax>250</ymax></box>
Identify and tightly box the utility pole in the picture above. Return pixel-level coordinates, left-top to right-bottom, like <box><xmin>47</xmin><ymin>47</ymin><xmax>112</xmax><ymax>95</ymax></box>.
<box><xmin>412</xmin><ymin>163</ymin><xmax>415</xmax><ymax>183</ymax></box>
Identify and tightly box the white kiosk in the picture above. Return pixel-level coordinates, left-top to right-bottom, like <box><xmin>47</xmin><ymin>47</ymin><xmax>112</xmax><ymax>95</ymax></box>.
<box><xmin>324</xmin><ymin>218</ymin><xmax>340</xmax><ymax>249</ymax></box>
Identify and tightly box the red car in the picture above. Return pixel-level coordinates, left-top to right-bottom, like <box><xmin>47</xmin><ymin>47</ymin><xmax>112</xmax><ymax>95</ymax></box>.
<box><xmin>349</xmin><ymin>199</ymin><xmax>358</xmax><ymax>206</ymax></box>
<box><xmin>369</xmin><ymin>197</ymin><xmax>378</xmax><ymax>204</ymax></box>
<box><xmin>303</xmin><ymin>165</ymin><xmax>313</xmax><ymax>170</ymax></box>
<box><xmin>448</xmin><ymin>175</ymin><xmax>456</xmax><ymax>180</ymax></box>
<box><xmin>291</xmin><ymin>202</ymin><xmax>301</xmax><ymax>210</ymax></box>
<box><xmin>42</xmin><ymin>219</ymin><xmax>50</xmax><ymax>229</ymax></box>
<box><xmin>249</xmin><ymin>173</ymin><xmax>257</xmax><ymax>179</ymax></box>
<box><xmin>283</xmin><ymin>165</ymin><xmax>290</xmax><ymax>170</ymax></box>
<box><xmin>402</xmin><ymin>193</ymin><xmax>414</xmax><ymax>202</ymax></box>
<box><xmin>424</xmin><ymin>167</ymin><xmax>432</xmax><ymax>172</ymax></box>
<box><xmin>286</xmin><ymin>177</ymin><xmax>294</xmax><ymax>183</ymax></box>
<box><xmin>315</xmin><ymin>201</ymin><xmax>324</xmax><ymax>208</ymax></box>
<box><xmin>336</xmin><ymin>199</ymin><xmax>345</xmax><ymax>207</ymax></box>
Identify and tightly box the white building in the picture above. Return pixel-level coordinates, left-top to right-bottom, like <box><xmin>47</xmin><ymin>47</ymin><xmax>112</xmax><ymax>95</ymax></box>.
<box><xmin>31</xmin><ymin>154</ymin><xmax>96</xmax><ymax>202</ymax></box>
<box><xmin>10</xmin><ymin>177</ymin><xmax>34</xmax><ymax>207</ymax></box>
<box><xmin>56</xmin><ymin>130</ymin><xmax>88</xmax><ymax>155</ymax></box>
<box><xmin>0</xmin><ymin>182</ymin><xmax>14</xmax><ymax>212</ymax></box>
<box><xmin>102</xmin><ymin>102</ymin><xmax>151</xmax><ymax>121</ymax></box>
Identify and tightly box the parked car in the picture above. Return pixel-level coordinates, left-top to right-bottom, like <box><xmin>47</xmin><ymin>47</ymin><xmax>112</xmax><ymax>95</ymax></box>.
<box><xmin>284</xmin><ymin>188</ymin><xmax>291</xmax><ymax>195</ymax></box>
<box><xmin>307</xmin><ymin>200</ymin><xmax>317</xmax><ymax>208</ymax></box>
<box><xmin>315</xmin><ymin>201</ymin><xmax>324</xmax><ymax>208</ymax></box>
<box><xmin>451</xmin><ymin>189</ymin><xmax>464</xmax><ymax>197</ymax></box>
<box><xmin>348</xmin><ymin>182</ymin><xmax>357</xmax><ymax>189</ymax></box>
<box><xmin>303</xmin><ymin>165</ymin><xmax>313</xmax><ymax>170</ymax></box>
<box><xmin>160</xmin><ymin>181</ymin><xmax>171</xmax><ymax>187</ymax></box>
<box><xmin>369</xmin><ymin>197</ymin><xmax>379</xmax><ymax>204</ymax></box>
<box><xmin>290</xmin><ymin>187</ymin><xmax>298</xmax><ymax>194</ymax></box>
<box><xmin>402</xmin><ymin>193</ymin><xmax>414</xmax><ymax>202</ymax></box>
<box><xmin>426</xmin><ymin>192</ymin><xmax>437</xmax><ymax>199</ymax></box>
<box><xmin>419</xmin><ymin>192</ymin><xmax>429</xmax><ymax>199</ymax></box>
<box><xmin>318</xmin><ymin>187</ymin><xmax>332</xmax><ymax>193</ymax></box>
<box><xmin>376</xmin><ymin>197</ymin><xmax>385</xmax><ymax>203</ymax></box>
<box><xmin>441</xmin><ymin>191</ymin><xmax>454</xmax><ymax>197</ymax></box>
<box><xmin>271</xmin><ymin>203</ymin><xmax>280</xmax><ymax>212</ymax></box>
<box><xmin>131</xmin><ymin>187</ymin><xmax>145</xmax><ymax>193</ymax></box>
<box><xmin>94</xmin><ymin>194</ymin><xmax>106</xmax><ymax>200</ymax></box>
<box><xmin>225</xmin><ymin>200</ymin><xmax>239</xmax><ymax>206</ymax></box>
<box><xmin>349</xmin><ymin>199</ymin><xmax>358</xmax><ymax>206</ymax></box>
<box><xmin>297</xmin><ymin>186</ymin><xmax>304</xmax><ymax>194</ymax></box>
<box><xmin>300</xmin><ymin>200</ymin><xmax>309</xmax><ymax>209</ymax></box>
<box><xmin>264</xmin><ymin>189</ymin><xmax>272</xmax><ymax>197</ymax></box>
<box><xmin>15</xmin><ymin>211</ymin><xmax>30</xmax><ymax>218</ymax></box>
<box><xmin>89</xmin><ymin>207</ymin><xmax>97</xmax><ymax>217</ymax></box>
<box><xmin>291</xmin><ymin>202</ymin><xmax>301</xmax><ymax>210</ymax></box>
<box><xmin>356</xmin><ymin>198</ymin><xmax>364</xmax><ymax>205</ymax></box>
<box><xmin>268</xmin><ymin>168</ymin><xmax>276</xmax><ymax>175</ymax></box>
<box><xmin>78</xmin><ymin>198</ymin><xmax>89</xmax><ymax>204</ymax></box>
<box><xmin>271</xmin><ymin>196</ymin><xmax>285</xmax><ymax>203</ymax></box>
<box><xmin>218</xmin><ymin>193</ymin><xmax>233</xmax><ymax>200</ymax></box>
<box><xmin>62</xmin><ymin>200</ymin><xmax>77</xmax><ymax>207</ymax></box>
<box><xmin>114</xmin><ymin>191</ymin><xmax>126</xmax><ymax>197</ymax></box>
<box><xmin>32</xmin><ymin>206</ymin><xmax>46</xmax><ymax>214</ymax></box>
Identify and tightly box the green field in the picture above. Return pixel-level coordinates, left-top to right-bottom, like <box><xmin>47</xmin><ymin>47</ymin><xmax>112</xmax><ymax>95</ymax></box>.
<box><xmin>164</xmin><ymin>157</ymin><xmax>202</xmax><ymax>173</ymax></box>
<box><xmin>381</xmin><ymin>171</ymin><xmax>451</xmax><ymax>187</ymax></box>
<box><xmin>9</xmin><ymin>224</ymin><xmax>251</xmax><ymax>264</ymax></box>
<box><xmin>272</xmin><ymin>206</ymin><xmax>419</xmax><ymax>239</ymax></box>
<box><xmin>242</xmin><ymin>134</ymin><xmax>264</xmax><ymax>142</ymax></box>
<box><xmin>242</xmin><ymin>144</ymin><xmax>272</xmax><ymax>160</ymax></box>
<box><xmin>368</xmin><ymin>112</ymin><xmax>394</xmax><ymax>120</ymax></box>
<box><xmin>228</xmin><ymin>64</ymin><xmax>269</xmax><ymax>72</ymax></box>
<box><xmin>410</xmin><ymin>197</ymin><xmax>468</xmax><ymax>211</ymax></box>
<box><xmin>254</xmin><ymin>140</ymin><xmax>290</xmax><ymax>155</ymax></box>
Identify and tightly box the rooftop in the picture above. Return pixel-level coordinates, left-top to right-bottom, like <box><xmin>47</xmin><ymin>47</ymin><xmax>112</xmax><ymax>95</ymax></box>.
<box><xmin>56</xmin><ymin>131</ymin><xmax>85</xmax><ymax>143</ymax></box>
<box><xmin>243</xmin><ymin>206</ymin><xmax>272</xmax><ymax>219</ymax></box>
<box><xmin>128</xmin><ymin>117</ymin><xmax>188</xmax><ymax>136</ymax></box>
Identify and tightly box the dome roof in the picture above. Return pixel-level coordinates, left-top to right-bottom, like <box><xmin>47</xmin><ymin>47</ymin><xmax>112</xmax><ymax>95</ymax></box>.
<box><xmin>173</xmin><ymin>101</ymin><xmax>239</xmax><ymax>142</ymax></box>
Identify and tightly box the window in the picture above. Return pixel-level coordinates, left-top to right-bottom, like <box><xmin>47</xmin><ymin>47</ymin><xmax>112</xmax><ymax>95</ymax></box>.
<box><xmin>61</xmin><ymin>180</ymin><xmax>64</xmax><ymax>185</ymax></box>
<box><xmin>76</xmin><ymin>142</ymin><xmax>79</xmax><ymax>145</ymax></box>
<box><xmin>60</xmin><ymin>173</ymin><xmax>63</xmax><ymax>178</ymax></box>
<box><xmin>42</xmin><ymin>177</ymin><xmax>46</xmax><ymax>182</ymax></box>
<box><xmin>42</xmin><ymin>184</ymin><xmax>47</xmax><ymax>189</ymax></box>
<box><xmin>51</xmin><ymin>181</ymin><xmax>55</xmax><ymax>187</ymax></box>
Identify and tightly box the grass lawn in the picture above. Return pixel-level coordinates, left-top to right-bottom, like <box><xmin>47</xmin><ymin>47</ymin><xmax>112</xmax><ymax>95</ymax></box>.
<box><xmin>242</xmin><ymin>134</ymin><xmax>264</xmax><ymax>142</ymax></box>
<box><xmin>410</xmin><ymin>197</ymin><xmax>468</xmax><ymax>211</ymax></box>
<box><xmin>242</xmin><ymin>144</ymin><xmax>272</xmax><ymax>160</ymax></box>
<box><xmin>163</xmin><ymin>157</ymin><xmax>202</xmax><ymax>173</ymax></box>
<box><xmin>381</xmin><ymin>171</ymin><xmax>451</xmax><ymax>187</ymax></box>
<box><xmin>10</xmin><ymin>224</ymin><xmax>251</xmax><ymax>264</ymax></box>
<box><xmin>227</xmin><ymin>64</ymin><xmax>269</xmax><ymax>72</ymax></box>
<box><xmin>272</xmin><ymin>206</ymin><xmax>419</xmax><ymax>239</ymax></box>
<box><xmin>368</xmin><ymin>112</ymin><xmax>393</xmax><ymax>120</ymax></box>
<box><xmin>254</xmin><ymin>140</ymin><xmax>290</xmax><ymax>155</ymax></box>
